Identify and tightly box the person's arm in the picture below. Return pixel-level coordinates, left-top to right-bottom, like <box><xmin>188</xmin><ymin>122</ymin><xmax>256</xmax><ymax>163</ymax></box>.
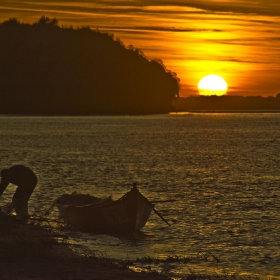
<box><xmin>0</xmin><ymin>178</ymin><xmax>9</xmax><ymax>196</ymax></box>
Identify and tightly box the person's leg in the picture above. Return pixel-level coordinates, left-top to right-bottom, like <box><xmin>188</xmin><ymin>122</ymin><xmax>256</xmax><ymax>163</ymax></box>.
<box><xmin>12</xmin><ymin>183</ymin><xmax>36</xmax><ymax>218</ymax></box>
<box><xmin>12</xmin><ymin>197</ymin><xmax>28</xmax><ymax>219</ymax></box>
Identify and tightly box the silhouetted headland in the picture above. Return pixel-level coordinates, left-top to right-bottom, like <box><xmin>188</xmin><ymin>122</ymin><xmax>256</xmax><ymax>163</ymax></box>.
<box><xmin>173</xmin><ymin>94</ymin><xmax>280</xmax><ymax>112</ymax></box>
<box><xmin>0</xmin><ymin>17</ymin><xmax>180</xmax><ymax>115</ymax></box>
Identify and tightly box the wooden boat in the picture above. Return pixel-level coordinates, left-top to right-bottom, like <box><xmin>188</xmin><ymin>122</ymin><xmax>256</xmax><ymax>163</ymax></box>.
<box><xmin>55</xmin><ymin>184</ymin><xmax>154</xmax><ymax>234</ymax></box>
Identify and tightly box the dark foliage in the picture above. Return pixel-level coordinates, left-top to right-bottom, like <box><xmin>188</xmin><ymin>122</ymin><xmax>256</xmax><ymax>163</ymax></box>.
<box><xmin>174</xmin><ymin>94</ymin><xmax>280</xmax><ymax>111</ymax></box>
<box><xmin>0</xmin><ymin>17</ymin><xmax>180</xmax><ymax>115</ymax></box>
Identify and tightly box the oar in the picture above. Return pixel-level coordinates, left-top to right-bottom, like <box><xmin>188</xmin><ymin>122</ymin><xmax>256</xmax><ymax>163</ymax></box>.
<box><xmin>152</xmin><ymin>207</ymin><xmax>171</xmax><ymax>227</ymax></box>
<box><xmin>150</xmin><ymin>199</ymin><xmax>177</xmax><ymax>204</ymax></box>
<box><xmin>134</xmin><ymin>183</ymin><xmax>171</xmax><ymax>227</ymax></box>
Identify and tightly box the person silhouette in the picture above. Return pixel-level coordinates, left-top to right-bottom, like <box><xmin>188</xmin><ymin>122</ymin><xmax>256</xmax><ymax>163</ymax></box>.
<box><xmin>0</xmin><ymin>165</ymin><xmax>37</xmax><ymax>218</ymax></box>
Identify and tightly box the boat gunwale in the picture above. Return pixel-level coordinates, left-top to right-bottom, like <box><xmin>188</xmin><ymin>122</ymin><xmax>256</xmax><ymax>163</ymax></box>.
<box><xmin>55</xmin><ymin>187</ymin><xmax>152</xmax><ymax>211</ymax></box>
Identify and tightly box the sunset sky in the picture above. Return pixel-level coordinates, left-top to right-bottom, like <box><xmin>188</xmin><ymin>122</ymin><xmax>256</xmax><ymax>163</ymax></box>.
<box><xmin>1</xmin><ymin>0</ymin><xmax>280</xmax><ymax>97</ymax></box>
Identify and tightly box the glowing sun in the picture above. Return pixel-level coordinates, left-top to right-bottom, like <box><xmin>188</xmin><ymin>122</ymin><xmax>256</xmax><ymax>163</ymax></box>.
<box><xmin>198</xmin><ymin>74</ymin><xmax>228</xmax><ymax>96</ymax></box>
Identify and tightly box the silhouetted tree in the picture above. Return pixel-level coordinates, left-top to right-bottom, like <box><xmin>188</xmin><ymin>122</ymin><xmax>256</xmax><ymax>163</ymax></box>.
<box><xmin>33</xmin><ymin>16</ymin><xmax>58</xmax><ymax>27</ymax></box>
<box><xmin>0</xmin><ymin>18</ymin><xmax>180</xmax><ymax>115</ymax></box>
<box><xmin>1</xmin><ymin>18</ymin><xmax>20</xmax><ymax>26</ymax></box>
<box><xmin>173</xmin><ymin>95</ymin><xmax>280</xmax><ymax>111</ymax></box>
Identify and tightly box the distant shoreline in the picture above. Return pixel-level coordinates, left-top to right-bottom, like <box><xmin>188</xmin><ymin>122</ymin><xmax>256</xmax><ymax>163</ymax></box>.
<box><xmin>172</xmin><ymin>95</ymin><xmax>280</xmax><ymax>112</ymax></box>
<box><xmin>0</xmin><ymin>109</ymin><xmax>280</xmax><ymax>117</ymax></box>
<box><xmin>170</xmin><ymin>109</ymin><xmax>280</xmax><ymax>114</ymax></box>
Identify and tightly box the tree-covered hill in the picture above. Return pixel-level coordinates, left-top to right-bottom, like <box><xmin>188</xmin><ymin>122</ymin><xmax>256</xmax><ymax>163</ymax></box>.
<box><xmin>173</xmin><ymin>94</ymin><xmax>280</xmax><ymax>111</ymax></box>
<box><xmin>0</xmin><ymin>17</ymin><xmax>180</xmax><ymax>115</ymax></box>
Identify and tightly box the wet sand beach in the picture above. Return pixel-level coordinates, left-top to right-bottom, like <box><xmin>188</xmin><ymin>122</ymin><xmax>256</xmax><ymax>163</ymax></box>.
<box><xmin>0</xmin><ymin>215</ymin><xmax>169</xmax><ymax>280</ymax></box>
<box><xmin>0</xmin><ymin>260</ymin><xmax>169</xmax><ymax>280</ymax></box>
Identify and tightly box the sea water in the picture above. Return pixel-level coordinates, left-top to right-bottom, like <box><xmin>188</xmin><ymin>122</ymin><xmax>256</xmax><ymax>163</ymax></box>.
<box><xmin>0</xmin><ymin>113</ymin><xmax>279</xmax><ymax>279</ymax></box>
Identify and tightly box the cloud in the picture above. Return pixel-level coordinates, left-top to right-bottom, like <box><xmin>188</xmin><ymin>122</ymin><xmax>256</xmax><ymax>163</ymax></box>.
<box><xmin>3</xmin><ymin>0</ymin><xmax>280</xmax><ymax>17</ymax></box>
<box><xmin>204</xmin><ymin>36</ymin><xmax>280</xmax><ymax>48</ymax></box>
<box><xmin>143</xmin><ymin>0</ymin><xmax>280</xmax><ymax>17</ymax></box>
<box><xmin>1</xmin><ymin>1</ymin><xmax>279</xmax><ymax>31</ymax></box>
<box><xmin>86</xmin><ymin>0</ymin><xmax>280</xmax><ymax>16</ymax></box>
<box><xmin>100</xmin><ymin>26</ymin><xmax>223</xmax><ymax>32</ymax></box>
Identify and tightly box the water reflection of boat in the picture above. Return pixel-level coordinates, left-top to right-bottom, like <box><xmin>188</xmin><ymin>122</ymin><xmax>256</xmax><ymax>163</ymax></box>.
<box><xmin>55</xmin><ymin>184</ymin><xmax>154</xmax><ymax>234</ymax></box>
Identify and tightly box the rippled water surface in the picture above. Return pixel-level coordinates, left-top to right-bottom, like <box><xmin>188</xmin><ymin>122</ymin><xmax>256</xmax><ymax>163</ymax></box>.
<box><xmin>0</xmin><ymin>113</ymin><xmax>280</xmax><ymax>278</ymax></box>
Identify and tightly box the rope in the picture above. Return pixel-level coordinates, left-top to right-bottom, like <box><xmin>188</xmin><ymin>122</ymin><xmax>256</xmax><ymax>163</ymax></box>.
<box><xmin>0</xmin><ymin>196</ymin><xmax>67</xmax><ymax>229</ymax></box>
<box><xmin>1</xmin><ymin>196</ymin><xmax>29</xmax><ymax>215</ymax></box>
<box><xmin>42</xmin><ymin>198</ymin><xmax>58</xmax><ymax>216</ymax></box>
<box><xmin>1</xmin><ymin>201</ymin><xmax>14</xmax><ymax>214</ymax></box>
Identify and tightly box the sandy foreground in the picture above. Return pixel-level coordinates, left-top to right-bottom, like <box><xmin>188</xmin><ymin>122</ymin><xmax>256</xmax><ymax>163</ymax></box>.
<box><xmin>0</xmin><ymin>260</ymin><xmax>169</xmax><ymax>280</ymax></box>
<box><xmin>0</xmin><ymin>214</ymin><xmax>170</xmax><ymax>280</ymax></box>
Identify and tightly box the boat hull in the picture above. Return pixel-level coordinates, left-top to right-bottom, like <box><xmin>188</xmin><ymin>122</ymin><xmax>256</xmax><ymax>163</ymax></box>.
<box><xmin>56</xmin><ymin>186</ymin><xmax>153</xmax><ymax>234</ymax></box>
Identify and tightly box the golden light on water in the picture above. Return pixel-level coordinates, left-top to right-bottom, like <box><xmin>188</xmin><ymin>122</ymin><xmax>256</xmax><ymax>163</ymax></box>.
<box><xmin>198</xmin><ymin>74</ymin><xmax>228</xmax><ymax>96</ymax></box>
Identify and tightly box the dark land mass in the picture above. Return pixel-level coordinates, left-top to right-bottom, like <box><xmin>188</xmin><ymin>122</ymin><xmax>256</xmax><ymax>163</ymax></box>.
<box><xmin>0</xmin><ymin>17</ymin><xmax>180</xmax><ymax>115</ymax></box>
<box><xmin>0</xmin><ymin>214</ymin><xmax>170</xmax><ymax>280</ymax></box>
<box><xmin>173</xmin><ymin>95</ymin><xmax>280</xmax><ymax>112</ymax></box>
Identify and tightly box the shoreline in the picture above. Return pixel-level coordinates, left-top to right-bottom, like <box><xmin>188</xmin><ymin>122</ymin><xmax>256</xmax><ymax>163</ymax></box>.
<box><xmin>170</xmin><ymin>109</ymin><xmax>280</xmax><ymax>114</ymax></box>
<box><xmin>0</xmin><ymin>214</ymin><xmax>169</xmax><ymax>280</ymax></box>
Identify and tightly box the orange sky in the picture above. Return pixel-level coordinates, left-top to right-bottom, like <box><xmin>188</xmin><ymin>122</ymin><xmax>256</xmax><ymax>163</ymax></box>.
<box><xmin>1</xmin><ymin>1</ymin><xmax>280</xmax><ymax>97</ymax></box>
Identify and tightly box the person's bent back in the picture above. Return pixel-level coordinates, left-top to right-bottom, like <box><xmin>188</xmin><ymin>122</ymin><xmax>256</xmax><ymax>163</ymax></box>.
<box><xmin>0</xmin><ymin>165</ymin><xmax>37</xmax><ymax>218</ymax></box>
